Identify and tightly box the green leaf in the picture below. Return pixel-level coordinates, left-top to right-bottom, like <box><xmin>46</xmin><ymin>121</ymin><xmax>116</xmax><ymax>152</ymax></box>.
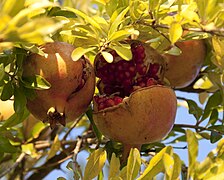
<box><xmin>86</xmin><ymin>108</ymin><xmax>102</xmax><ymax>140</ymax></box>
<box><xmin>138</xmin><ymin>146</ymin><xmax>172</xmax><ymax>180</ymax></box>
<box><xmin>2</xmin><ymin>108</ymin><xmax>29</xmax><ymax>127</ymax></box>
<box><xmin>111</xmin><ymin>44</ymin><xmax>132</xmax><ymax>61</ymax></box>
<box><xmin>83</xmin><ymin>148</ymin><xmax>107</xmax><ymax>180</ymax></box>
<box><xmin>31</xmin><ymin>121</ymin><xmax>46</xmax><ymax>139</ymax></box>
<box><xmin>208</xmin><ymin>125</ymin><xmax>224</xmax><ymax>133</ymax></box>
<box><xmin>171</xmin><ymin>153</ymin><xmax>182</xmax><ymax>180</ymax></box>
<box><xmin>51</xmin><ymin>10</ymin><xmax>77</xmax><ymax>18</ymax></box>
<box><xmin>57</xmin><ymin>177</ymin><xmax>66</xmax><ymax>180</ymax></box>
<box><xmin>66</xmin><ymin>8</ymin><xmax>102</xmax><ymax>33</ymax></box>
<box><xmin>0</xmin><ymin>81</ymin><xmax>14</xmax><ymax>101</ymax></box>
<box><xmin>22</xmin><ymin>75</ymin><xmax>51</xmax><ymax>90</ymax></box>
<box><xmin>22</xmin><ymin>143</ymin><xmax>37</xmax><ymax>157</ymax></box>
<box><xmin>186</xmin><ymin>99</ymin><xmax>203</xmax><ymax>120</ymax></box>
<box><xmin>210</xmin><ymin>131</ymin><xmax>222</xmax><ymax>144</ymax></box>
<box><xmin>108</xmin><ymin>29</ymin><xmax>136</xmax><ymax>42</ymax></box>
<box><xmin>165</xmin><ymin>45</ymin><xmax>182</xmax><ymax>56</ymax></box>
<box><xmin>0</xmin><ymin>135</ymin><xmax>17</xmax><ymax>153</ymax></box>
<box><xmin>127</xmin><ymin>148</ymin><xmax>141</xmax><ymax>180</ymax></box>
<box><xmin>108</xmin><ymin>7</ymin><xmax>129</xmax><ymax>38</ymax></box>
<box><xmin>47</xmin><ymin>134</ymin><xmax>61</xmax><ymax>160</ymax></box>
<box><xmin>71</xmin><ymin>47</ymin><xmax>96</xmax><ymax>61</ymax></box>
<box><xmin>109</xmin><ymin>153</ymin><xmax>120</xmax><ymax>179</ymax></box>
<box><xmin>186</xmin><ymin>129</ymin><xmax>198</xmax><ymax>179</ymax></box>
<box><xmin>0</xmin><ymin>64</ymin><xmax>5</xmax><ymax>81</ymax></box>
<box><xmin>202</xmin><ymin>91</ymin><xmax>222</xmax><ymax>120</ymax></box>
<box><xmin>169</xmin><ymin>22</ymin><xmax>183</xmax><ymax>44</ymax></box>
<box><xmin>14</xmin><ymin>86</ymin><xmax>27</xmax><ymax>114</ymax></box>
<box><xmin>101</xmin><ymin>51</ymin><xmax>114</xmax><ymax>63</ymax></box>
<box><xmin>208</xmin><ymin>109</ymin><xmax>219</xmax><ymax>126</ymax></box>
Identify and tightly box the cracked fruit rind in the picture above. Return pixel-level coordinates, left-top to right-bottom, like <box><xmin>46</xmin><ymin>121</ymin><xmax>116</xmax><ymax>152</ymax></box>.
<box><xmin>93</xmin><ymin>85</ymin><xmax>177</xmax><ymax>145</ymax></box>
<box><xmin>23</xmin><ymin>42</ymin><xmax>95</xmax><ymax>127</ymax></box>
<box><xmin>164</xmin><ymin>39</ymin><xmax>206</xmax><ymax>88</ymax></box>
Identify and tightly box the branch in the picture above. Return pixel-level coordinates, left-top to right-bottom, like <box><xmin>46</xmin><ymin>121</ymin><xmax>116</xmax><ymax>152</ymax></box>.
<box><xmin>0</xmin><ymin>152</ymin><xmax>26</xmax><ymax>178</ymax></box>
<box><xmin>174</xmin><ymin>124</ymin><xmax>224</xmax><ymax>135</ymax></box>
<box><xmin>72</xmin><ymin>137</ymin><xmax>83</xmax><ymax>179</ymax></box>
<box><xmin>151</xmin><ymin>23</ymin><xmax>224</xmax><ymax>37</ymax></box>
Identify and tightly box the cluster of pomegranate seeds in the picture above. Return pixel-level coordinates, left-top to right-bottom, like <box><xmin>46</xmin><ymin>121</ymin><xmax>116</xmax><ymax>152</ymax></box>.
<box><xmin>94</xmin><ymin>96</ymin><xmax>123</xmax><ymax>110</ymax></box>
<box><xmin>94</xmin><ymin>41</ymin><xmax>163</xmax><ymax>111</ymax></box>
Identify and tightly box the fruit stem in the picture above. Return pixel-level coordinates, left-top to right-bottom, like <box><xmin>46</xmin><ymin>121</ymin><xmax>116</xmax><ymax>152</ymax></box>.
<box><xmin>121</xmin><ymin>144</ymin><xmax>141</xmax><ymax>166</ymax></box>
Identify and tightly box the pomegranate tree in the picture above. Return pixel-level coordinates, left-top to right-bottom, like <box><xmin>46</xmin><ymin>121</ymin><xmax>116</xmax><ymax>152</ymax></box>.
<box><xmin>92</xmin><ymin>41</ymin><xmax>177</xmax><ymax>159</ymax></box>
<box><xmin>164</xmin><ymin>39</ymin><xmax>206</xmax><ymax>88</ymax></box>
<box><xmin>23</xmin><ymin>42</ymin><xmax>95</xmax><ymax>128</ymax></box>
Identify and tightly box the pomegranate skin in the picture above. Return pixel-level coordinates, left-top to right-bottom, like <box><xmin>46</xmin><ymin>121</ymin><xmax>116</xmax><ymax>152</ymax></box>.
<box><xmin>93</xmin><ymin>85</ymin><xmax>177</xmax><ymax>145</ymax></box>
<box><xmin>164</xmin><ymin>40</ymin><xmax>206</xmax><ymax>88</ymax></box>
<box><xmin>23</xmin><ymin>42</ymin><xmax>95</xmax><ymax>126</ymax></box>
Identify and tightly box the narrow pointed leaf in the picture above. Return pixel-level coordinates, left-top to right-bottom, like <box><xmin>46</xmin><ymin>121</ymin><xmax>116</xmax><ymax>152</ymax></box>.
<box><xmin>83</xmin><ymin>148</ymin><xmax>107</xmax><ymax>180</ymax></box>
<box><xmin>163</xmin><ymin>153</ymin><xmax>174</xmax><ymax>179</ymax></box>
<box><xmin>72</xmin><ymin>47</ymin><xmax>96</xmax><ymax>61</ymax></box>
<box><xmin>109</xmin><ymin>153</ymin><xmax>120</xmax><ymax>179</ymax></box>
<box><xmin>47</xmin><ymin>134</ymin><xmax>61</xmax><ymax>160</ymax></box>
<box><xmin>109</xmin><ymin>7</ymin><xmax>129</xmax><ymax>37</ymax></box>
<box><xmin>169</xmin><ymin>22</ymin><xmax>183</xmax><ymax>44</ymax></box>
<box><xmin>127</xmin><ymin>148</ymin><xmax>141</xmax><ymax>180</ymax></box>
<box><xmin>171</xmin><ymin>153</ymin><xmax>182</xmax><ymax>180</ymax></box>
<box><xmin>112</xmin><ymin>44</ymin><xmax>132</xmax><ymax>60</ymax></box>
<box><xmin>138</xmin><ymin>146</ymin><xmax>172</xmax><ymax>180</ymax></box>
<box><xmin>186</xmin><ymin>129</ymin><xmax>198</xmax><ymax>179</ymax></box>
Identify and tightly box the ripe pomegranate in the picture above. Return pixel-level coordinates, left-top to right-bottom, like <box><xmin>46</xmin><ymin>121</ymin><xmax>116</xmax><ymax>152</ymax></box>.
<box><xmin>95</xmin><ymin>41</ymin><xmax>165</xmax><ymax>98</ymax></box>
<box><xmin>92</xmin><ymin>41</ymin><xmax>177</xmax><ymax>157</ymax></box>
<box><xmin>23</xmin><ymin>42</ymin><xmax>95</xmax><ymax>128</ymax></box>
<box><xmin>164</xmin><ymin>39</ymin><xmax>206</xmax><ymax>88</ymax></box>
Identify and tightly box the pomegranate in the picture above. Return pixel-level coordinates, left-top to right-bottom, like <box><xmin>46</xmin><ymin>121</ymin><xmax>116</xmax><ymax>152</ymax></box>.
<box><xmin>92</xmin><ymin>41</ymin><xmax>177</xmax><ymax>155</ymax></box>
<box><xmin>23</xmin><ymin>42</ymin><xmax>95</xmax><ymax>128</ymax></box>
<box><xmin>164</xmin><ymin>39</ymin><xmax>206</xmax><ymax>88</ymax></box>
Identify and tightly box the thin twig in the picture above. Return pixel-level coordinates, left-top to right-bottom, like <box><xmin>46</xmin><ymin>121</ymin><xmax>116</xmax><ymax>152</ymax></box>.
<box><xmin>151</xmin><ymin>23</ymin><xmax>224</xmax><ymax>37</ymax></box>
<box><xmin>0</xmin><ymin>152</ymin><xmax>26</xmax><ymax>178</ymax></box>
<box><xmin>63</xmin><ymin>116</ymin><xmax>83</xmax><ymax>141</ymax></box>
<box><xmin>174</xmin><ymin>123</ymin><xmax>224</xmax><ymax>135</ymax></box>
<box><xmin>73</xmin><ymin>137</ymin><xmax>83</xmax><ymax>179</ymax></box>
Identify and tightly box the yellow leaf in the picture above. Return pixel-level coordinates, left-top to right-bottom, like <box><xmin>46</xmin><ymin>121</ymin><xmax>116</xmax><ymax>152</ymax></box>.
<box><xmin>138</xmin><ymin>146</ymin><xmax>172</xmax><ymax>180</ymax></box>
<box><xmin>171</xmin><ymin>153</ymin><xmax>182</xmax><ymax>180</ymax></box>
<box><xmin>83</xmin><ymin>148</ymin><xmax>107</xmax><ymax>180</ymax></box>
<box><xmin>163</xmin><ymin>153</ymin><xmax>174</xmax><ymax>179</ymax></box>
<box><xmin>186</xmin><ymin>130</ymin><xmax>198</xmax><ymax>179</ymax></box>
<box><xmin>127</xmin><ymin>148</ymin><xmax>141</xmax><ymax>180</ymax></box>
<box><xmin>72</xmin><ymin>47</ymin><xmax>96</xmax><ymax>61</ymax></box>
<box><xmin>22</xmin><ymin>143</ymin><xmax>38</xmax><ymax>158</ymax></box>
<box><xmin>47</xmin><ymin>134</ymin><xmax>61</xmax><ymax>160</ymax></box>
<box><xmin>102</xmin><ymin>51</ymin><xmax>114</xmax><ymax>63</ymax></box>
<box><xmin>109</xmin><ymin>153</ymin><xmax>120</xmax><ymax>179</ymax></box>
<box><xmin>169</xmin><ymin>22</ymin><xmax>183</xmax><ymax>44</ymax></box>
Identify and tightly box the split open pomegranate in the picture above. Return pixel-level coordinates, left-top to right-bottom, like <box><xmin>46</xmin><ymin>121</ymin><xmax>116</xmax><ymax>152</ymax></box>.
<box><xmin>92</xmin><ymin>41</ymin><xmax>177</xmax><ymax>156</ymax></box>
<box><xmin>23</xmin><ymin>42</ymin><xmax>95</xmax><ymax>128</ymax></box>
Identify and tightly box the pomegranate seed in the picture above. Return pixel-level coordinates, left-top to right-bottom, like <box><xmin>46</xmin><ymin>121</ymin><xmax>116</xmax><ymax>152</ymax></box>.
<box><xmin>113</xmin><ymin>96</ymin><xmax>123</xmax><ymax>105</ymax></box>
<box><xmin>98</xmin><ymin>102</ymin><xmax>106</xmax><ymax>110</ymax></box>
<box><xmin>149</xmin><ymin>63</ymin><xmax>160</xmax><ymax>76</ymax></box>
<box><xmin>106</xmin><ymin>99</ymin><xmax>115</xmax><ymax>107</ymax></box>
<box><xmin>146</xmin><ymin>78</ymin><xmax>157</xmax><ymax>86</ymax></box>
<box><xmin>136</xmin><ymin>64</ymin><xmax>147</xmax><ymax>75</ymax></box>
